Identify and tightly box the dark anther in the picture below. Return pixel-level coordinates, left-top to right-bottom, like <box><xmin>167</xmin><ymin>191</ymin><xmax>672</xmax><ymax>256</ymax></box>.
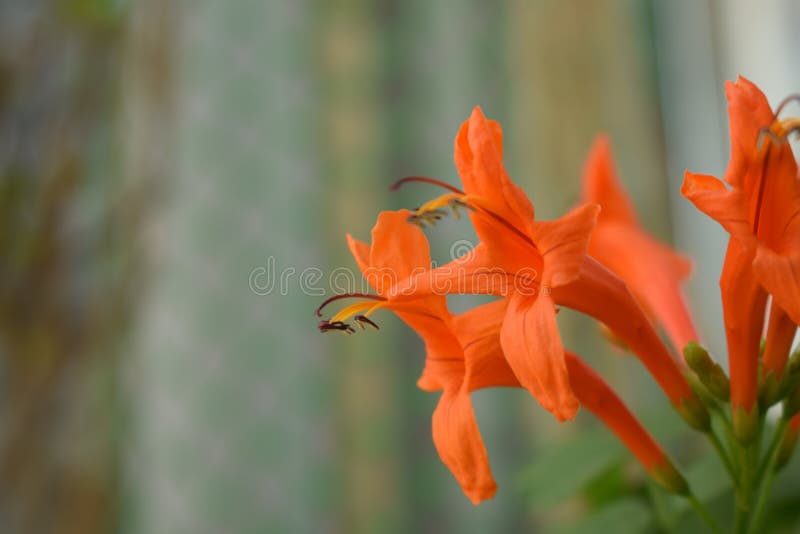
<box><xmin>451</xmin><ymin>199</ymin><xmax>474</xmax><ymax>220</ymax></box>
<box><xmin>408</xmin><ymin>199</ymin><xmax>476</xmax><ymax>228</ymax></box>
<box><xmin>354</xmin><ymin>315</ymin><xmax>380</xmax><ymax>330</ymax></box>
<box><xmin>408</xmin><ymin>208</ymin><xmax>449</xmax><ymax>228</ymax></box>
<box><xmin>318</xmin><ymin>320</ymin><xmax>355</xmax><ymax>334</ymax></box>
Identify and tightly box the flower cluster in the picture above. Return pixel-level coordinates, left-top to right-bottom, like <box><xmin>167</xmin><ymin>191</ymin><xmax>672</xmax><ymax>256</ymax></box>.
<box><xmin>317</xmin><ymin>77</ymin><xmax>800</xmax><ymax>530</ymax></box>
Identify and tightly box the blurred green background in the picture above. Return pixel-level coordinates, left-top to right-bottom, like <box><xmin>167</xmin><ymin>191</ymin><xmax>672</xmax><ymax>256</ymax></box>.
<box><xmin>1</xmin><ymin>0</ymin><xmax>799</xmax><ymax>532</ymax></box>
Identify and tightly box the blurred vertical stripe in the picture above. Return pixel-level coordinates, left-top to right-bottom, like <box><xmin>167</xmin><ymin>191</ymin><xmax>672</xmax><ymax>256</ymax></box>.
<box><xmin>117</xmin><ymin>1</ymin><xmax>800</xmax><ymax>533</ymax></box>
<box><xmin>319</xmin><ymin>2</ymin><xmax>404</xmax><ymax>532</ymax></box>
<box><xmin>507</xmin><ymin>0</ymin><xmax>673</xmax><ymax>409</ymax></box>
<box><xmin>125</xmin><ymin>1</ymin><xmax>333</xmax><ymax>533</ymax></box>
<box><xmin>381</xmin><ymin>1</ymin><xmax>526</xmax><ymax>532</ymax></box>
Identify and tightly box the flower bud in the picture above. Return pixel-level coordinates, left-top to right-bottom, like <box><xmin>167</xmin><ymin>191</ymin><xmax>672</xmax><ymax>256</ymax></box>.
<box><xmin>684</xmin><ymin>342</ymin><xmax>730</xmax><ymax>402</ymax></box>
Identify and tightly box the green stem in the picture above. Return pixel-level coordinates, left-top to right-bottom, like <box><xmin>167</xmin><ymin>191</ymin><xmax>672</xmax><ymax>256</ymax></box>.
<box><xmin>754</xmin><ymin>418</ymin><xmax>788</xmax><ymax>489</ymax></box>
<box><xmin>734</xmin><ymin>503</ymin><xmax>748</xmax><ymax>534</ymax></box>
<box><xmin>734</xmin><ymin>442</ymin><xmax>756</xmax><ymax>534</ymax></box>
<box><xmin>646</xmin><ymin>482</ymin><xmax>674</xmax><ymax>534</ymax></box>
<box><xmin>707</xmin><ymin>429</ymin><xmax>739</xmax><ymax>487</ymax></box>
<box><xmin>709</xmin><ymin>402</ymin><xmax>738</xmax><ymax>464</ymax></box>
<box><xmin>748</xmin><ymin>419</ymin><xmax>789</xmax><ymax>534</ymax></box>
<box><xmin>748</xmin><ymin>462</ymin><xmax>778</xmax><ymax>534</ymax></box>
<box><xmin>687</xmin><ymin>493</ymin><xmax>722</xmax><ymax>534</ymax></box>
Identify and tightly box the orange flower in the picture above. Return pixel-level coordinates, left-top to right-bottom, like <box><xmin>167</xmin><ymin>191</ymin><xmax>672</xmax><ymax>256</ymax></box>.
<box><xmin>316</xmin><ymin>209</ymin><xmax>462</xmax><ymax>340</ymax></box>
<box><xmin>423</xmin><ymin>299</ymin><xmax>518</xmax><ymax>505</ymax></box>
<box><xmin>565</xmin><ymin>352</ymin><xmax>687</xmax><ymax>494</ymax></box>
<box><xmin>318</xmin><ymin>211</ymin><xmax>688</xmax><ymax>500</ymax></box>
<box><xmin>581</xmin><ymin>136</ymin><xmax>699</xmax><ymax>354</ymax></box>
<box><xmin>317</xmin><ymin>210</ymin><xmax>516</xmax><ymax>504</ymax></box>
<box><xmin>683</xmin><ymin>77</ymin><xmax>800</xmax><ymax>437</ymax></box>
<box><xmin>395</xmin><ymin>108</ymin><xmax>706</xmax><ymax>429</ymax></box>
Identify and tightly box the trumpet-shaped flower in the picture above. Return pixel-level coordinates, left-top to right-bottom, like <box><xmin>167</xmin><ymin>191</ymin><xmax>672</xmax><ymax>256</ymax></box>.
<box><xmin>581</xmin><ymin>135</ymin><xmax>699</xmax><ymax>354</ymax></box>
<box><xmin>317</xmin><ymin>210</ymin><xmax>515</xmax><ymax>503</ymax></box>
<box><xmin>683</xmin><ymin>77</ymin><xmax>800</xmax><ymax>436</ymax></box>
<box><xmin>318</xmin><ymin>214</ymin><xmax>687</xmax><ymax>500</ymax></box>
<box><xmin>394</xmin><ymin>108</ymin><xmax>706</xmax><ymax>428</ymax></box>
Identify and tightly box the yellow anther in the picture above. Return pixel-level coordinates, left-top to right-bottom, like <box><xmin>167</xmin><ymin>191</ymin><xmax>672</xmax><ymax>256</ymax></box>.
<box><xmin>330</xmin><ymin>301</ymin><xmax>387</xmax><ymax>324</ymax></box>
<box><xmin>416</xmin><ymin>193</ymin><xmax>465</xmax><ymax>214</ymax></box>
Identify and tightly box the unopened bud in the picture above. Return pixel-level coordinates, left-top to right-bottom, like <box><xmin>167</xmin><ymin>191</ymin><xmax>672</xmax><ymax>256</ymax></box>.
<box><xmin>684</xmin><ymin>342</ymin><xmax>730</xmax><ymax>401</ymax></box>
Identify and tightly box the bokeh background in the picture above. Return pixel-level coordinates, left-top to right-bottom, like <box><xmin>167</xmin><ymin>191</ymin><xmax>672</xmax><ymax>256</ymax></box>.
<box><xmin>1</xmin><ymin>0</ymin><xmax>800</xmax><ymax>532</ymax></box>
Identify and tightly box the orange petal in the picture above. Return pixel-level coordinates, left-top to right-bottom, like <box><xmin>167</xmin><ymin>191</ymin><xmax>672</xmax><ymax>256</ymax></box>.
<box><xmin>682</xmin><ymin>171</ymin><xmax>751</xmax><ymax>242</ymax></box>
<box><xmin>531</xmin><ymin>203</ymin><xmax>599</xmax><ymax>287</ymax></box>
<box><xmin>500</xmin><ymin>292</ymin><xmax>578</xmax><ymax>421</ymax></box>
<box><xmin>590</xmin><ymin>224</ymin><xmax>699</xmax><ymax>353</ymax></box>
<box><xmin>400</xmin><ymin>312</ymin><xmax>463</xmax><ymax>392</ymax></box>
<box><xmin>565</xmin><ymin>352</ymin><xmax>666</xmax><ymax>471</ymax></box>
<box><xmin>432</xmin><ymin>385</ymin><xmax>497</xmax><ymax>505</ymax></box>
<box><xmin>552</xmin><ymin>257</ymin><xmax>695</xmax><ymax>406</ymax></box>
<box><xmin>454</xmin><ymin>299</ymin><xmax>520</xmax><ymax>391</ymax></box>
<box><xmin>454</xmin><ymin>107</ymin><xmax>536</xmax><ymax>234</ymax></box>
<box><xmin>582</xmin><ymin>139</ymin><xmax>698</xmax><ymax>351</ymax></box>
<box><xmin>390</xmin><ymin>242</ymin><xmax>520</xmax><ymax>299</ymax></box>
<box><xmin>581</xmin><ymin>135</ymin><xmax>639</xmax><ymax>226</ymax></box>
<box><xmin>753</xmin><ymin>246</ymin><xmax>800</xmax><ymax>327</ymax></box>
<box><xmin>346</xmin><ymin>234</ymin><xmax>371</xmax><ymax>274</ymax></box>
<box><xmin>413</xmin><ymin>300</ymin><xmax>516</xmax><ymax>392</ymax></box>
<box><xmin>722</xmin><ymin>76</ymin><xmax>775</xmax><ymax>188</ymax></box>
<box><xmin>751</xmin><ymin>141</ymin><xmax>800</xmax><ymax>250</ymax></box>
<box><xmin>368</xmin><ymin>210</ymin><xmax>431</xmax><ymax>293</ymax></box>
<box><xmin>721</xmin><ymin>238</ymin><xmax>767</xmax><ymax>412</ymax></box>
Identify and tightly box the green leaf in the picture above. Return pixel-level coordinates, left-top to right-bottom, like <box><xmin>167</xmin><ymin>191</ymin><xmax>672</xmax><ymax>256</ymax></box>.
<box><xmin>666</xmin><ymin>451</ymin><xmax>734</xmax><ymax>532</ymax></box>
<box><xmin>582</xmin><ymin>461</ymin><xmax>634</xmax><ymax>508</ymax></box>
<box><xmin>516</xmin><ymin>427</ymin><xmax>624</xmax><ymax>511</ymax></box>
<box><xmin>555</xmin><ymin>497</ymin><xmax>652</xmax><ymax>534</ymax></box>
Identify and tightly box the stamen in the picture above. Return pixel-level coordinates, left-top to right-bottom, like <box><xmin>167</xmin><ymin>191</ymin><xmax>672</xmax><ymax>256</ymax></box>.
<box><xmin>318</xmin><ymin>320</ymin><xmax>356</xmax><ymax>334</ymax></box>
<box><xmin>774</xmin><ymin>94</ymin><xmax>800</xmax><ymax>118</ymax></box>
<box><xmin>409</xmin><ymin>209</ymin><xmax>449</xmax><ymax>228</ymax></box>
<box><xmin>315</xmin><ymin>292</ymin><xmax>385</xmax><ymax>317</ymax></box>
<box><xmin>391</xmin><ymin>176</ymin><xmax>465</xmax><ymax>195</ymax></box>
<box><xmin>757</xmin><ymin>119</ymin><xmax>800</xmax><ymax>150</ymax></box>
<box><xmin>330</xmin><ymin>301</ymin><xmax>385</xmax><ymax>323</ymax></box>
<box><xmin>407</xmin><ymin>194</ymin><xmax>475</xmax><ymax>228</ymax></box>
<box><xmin>354</xmin><ymin>315</ymin><xmax>380</xmax><ymax>330</ymax></box>
<box><xmin>407</xmin><ymin>192</ymin><xmax>539</xmax><ymax>252</ymax></box>
<box><xmin>318</xmin><ymin>301</ymin><xmax>388</xmax><ymax>335</ymax></box>
<box><xmin>753</xmin><ymin>117</ymin><xmax>800</xmax><ymax>234</ymax></box>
